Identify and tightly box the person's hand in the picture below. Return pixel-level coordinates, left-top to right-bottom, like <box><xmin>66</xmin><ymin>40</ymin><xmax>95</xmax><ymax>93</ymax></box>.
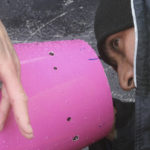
<box><xmin>0</xmin><ymin>21</ymin><xmax>33</xmax><ymax>139</ymax></box>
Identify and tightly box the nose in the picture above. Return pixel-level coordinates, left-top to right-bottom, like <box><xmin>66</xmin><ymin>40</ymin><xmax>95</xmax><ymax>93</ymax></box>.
<box><xmin>118</xmin><ymin>66</ymin><xmax>135</xmax><ymax>91</ymax></box>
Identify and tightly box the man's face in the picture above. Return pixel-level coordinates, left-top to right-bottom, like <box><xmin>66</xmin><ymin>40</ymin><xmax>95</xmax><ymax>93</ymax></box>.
<box><xmin>104</xmin><ymin>27</ymin><xmax>135</xmax><ymax>91</ymax></box>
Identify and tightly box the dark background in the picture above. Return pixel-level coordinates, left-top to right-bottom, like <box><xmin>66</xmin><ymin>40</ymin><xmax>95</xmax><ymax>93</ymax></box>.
<box><xmin>0</xmin><ymin>0</ymin><xmax>135</xmax><ymax>101</ymax></box>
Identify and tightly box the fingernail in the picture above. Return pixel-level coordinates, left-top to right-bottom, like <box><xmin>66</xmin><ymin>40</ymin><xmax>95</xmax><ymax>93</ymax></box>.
<box><xmin>23</xmin><ymin>132</ymin><xmax>34</xmax><ymax>139</ymax></box>
<box><xmin>26</xmin><ymin>124</ymin><xmax>33</xmax><ymax>134</ymax></box>
<box><xmin>21</xmin><ymin>124</ymin><xmax>34</xmax><ymax>139</ymax></box>
<box><xmin>22</xmin><ymin>124</ymin><xmax>33</xmax><ymax>135</ymax></box>
<box><xmin>25</xmin><ymin>133</ymin><xmax>34</xmax><ymax>139</ymax></box>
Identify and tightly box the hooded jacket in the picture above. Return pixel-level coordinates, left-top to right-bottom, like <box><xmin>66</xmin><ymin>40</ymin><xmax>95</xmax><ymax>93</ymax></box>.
<box><xmin>133</xmin><ymin>0</ymin><xmax>150</xmax><ymax>149</ymax></box>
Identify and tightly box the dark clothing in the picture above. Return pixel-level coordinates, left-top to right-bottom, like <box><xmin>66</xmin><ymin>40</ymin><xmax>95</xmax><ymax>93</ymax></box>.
<box><xmin>89</xmin><ymin>138</ymin><xmax>112</xmax><ymax>150</ymax></box>
<box><xmin>89</xmin><ymin>100</ymin><xmax>135</xmax><ymax>150</ymax></box>
<box><xmin>112</xmin><ymin>100</ymin><xmax>135</xmax><ymax>150</ymax></box>
<box><xmin>133</xmin><ymin>0</ymin><xmax>150</xmax><ymax>149</ymax></box>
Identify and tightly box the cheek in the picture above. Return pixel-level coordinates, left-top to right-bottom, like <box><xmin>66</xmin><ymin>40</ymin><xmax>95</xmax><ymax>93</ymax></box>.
<box><xmin>125</xmin><ymin>31</ymin><xmax>135</xmax><ymax>65</ymax></box>
<box><xmin>126</xmin><ymin>42</ymin><xmax>134</xmax><ymax>65</ymax></box>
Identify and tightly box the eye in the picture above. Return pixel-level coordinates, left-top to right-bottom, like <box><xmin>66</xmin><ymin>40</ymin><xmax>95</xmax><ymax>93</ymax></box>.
<box><xmin>111</xmin><ymin>38</ymin><xmax>120</xmax><ymax>50</ymax></box>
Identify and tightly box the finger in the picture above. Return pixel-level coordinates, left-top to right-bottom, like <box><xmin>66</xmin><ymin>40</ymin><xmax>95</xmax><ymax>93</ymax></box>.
<box><xmin>0</xmin><ymin>85</ymin><xmax>10</xmax><ymax>131</ymax></box>
<box><xmin>0</xmin><ymin>21</ymin><xmax>20</xmax><ymax>71</ymax></box>
<box><xmin>0</xmin><ymin>21</ymin><xmax>21</xmax><ymax>76</ymax></box>
<box><xmin>13</xmin><ymin>93</ymin><xmax>33</xmax><ymax>139</ymax></box>
<box><xmin>1</xmin><ymin>67</ymin><xmax>33</xmax><ymax>139</ymax></box>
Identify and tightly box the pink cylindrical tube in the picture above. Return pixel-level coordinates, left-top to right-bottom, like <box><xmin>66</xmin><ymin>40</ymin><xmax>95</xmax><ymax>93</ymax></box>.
<box><xmin>0</xmin><ymin>40</ymin><xmax>114</xmax><ymax>150</ymax></box>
